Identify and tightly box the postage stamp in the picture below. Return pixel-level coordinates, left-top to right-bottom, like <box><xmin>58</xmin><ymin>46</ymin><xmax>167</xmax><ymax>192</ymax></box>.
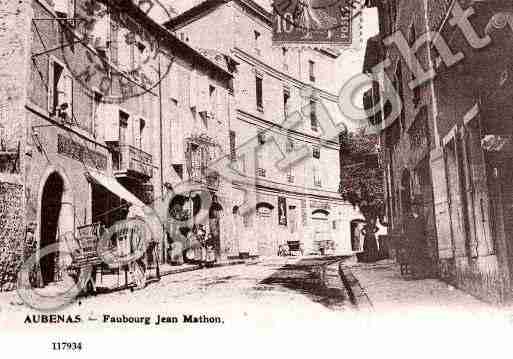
<box><xmin>272</xmin><ymin>0</ymin><xmax>363</xmax><ymax>50</ymax></box>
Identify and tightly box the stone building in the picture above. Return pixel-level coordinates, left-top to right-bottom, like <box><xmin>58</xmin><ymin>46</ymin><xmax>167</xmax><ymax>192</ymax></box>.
<box><xmin>166</xmin><ymin>0</ymin><xmax>361</xmax><ymax>256</ymax></box>
<box><xmin>366</xmin><ymin>0</ymin><xmax>513</xmax><ymax>303</ymax></box>
<box><xmin>0</xmin><ymin>0</ymin><xmax>233</xmax><ymax>289</ymax></box>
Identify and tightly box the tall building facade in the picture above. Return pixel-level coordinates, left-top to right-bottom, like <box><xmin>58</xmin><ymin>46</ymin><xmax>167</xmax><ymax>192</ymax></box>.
<box><xmin>166</xmin><ymin>0</ymin><xmax>361</xmax><ymax>256</ymax></box>
<box><xmin>366</xmin><ymin>0</ymin><xmax>513</xmax><ymax>303</ymax></box>
<box><xmin>0</xmin><ymin>0</ymin><xmax>233</xmax><ymax>289</ymax></box>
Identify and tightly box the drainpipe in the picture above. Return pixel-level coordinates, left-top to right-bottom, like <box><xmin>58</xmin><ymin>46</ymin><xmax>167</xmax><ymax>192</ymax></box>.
<box><xmin>158</xmin><ymin>46</ymin><xmax>165</xmax><ymax>263</ymax></box>
<box><xmin>158</xmin><ymin>50</ymin><xmax>164</xmax><ymax>200</ymax></box>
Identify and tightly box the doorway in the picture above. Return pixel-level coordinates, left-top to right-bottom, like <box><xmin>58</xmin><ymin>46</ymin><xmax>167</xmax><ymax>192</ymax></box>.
<box><xmin>256</xmin><ymin>203</ymin><xmax>275</xmax><ymax>256</ymax></box>
<box><xmin>39</xmin><ymin>172</ymin><xmax>65</xmax><ymax>286</ymax></box>
<box><xmin>209</xmin><ymin>201</ymin><xmax>223</xmax><ymax>258</ymax></box>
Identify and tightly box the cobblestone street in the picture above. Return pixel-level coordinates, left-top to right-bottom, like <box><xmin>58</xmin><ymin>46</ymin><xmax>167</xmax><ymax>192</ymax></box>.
<box><xmin>0</xmin><ymin>256</ymin><xmax>355</xmax><ymax>331</ymax></box>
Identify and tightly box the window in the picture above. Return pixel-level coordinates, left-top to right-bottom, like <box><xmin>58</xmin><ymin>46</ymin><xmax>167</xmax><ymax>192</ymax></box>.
<box><xmin>283</xmin><ymin>88</ymin><xmax>290</xmax><ymax>119</ymax></box>
<box><xmin>137</xmin><ymin>118</ymin><xmax>145</xmax><ymax>150</ymax></box>
<box><xmin>209</xmin><ymin>85</ymin><xmax>216</xmax><ymax>117</ymax></box>
<box><xmin>50</xmin><ymin>60</ymin><xmax>73</xmax><ymax>122</ymax></box>
<box><xmin>256</xmin><ymin>75</ymin><xmax>263</xmax><ymax>111</ymax></box>
<box><xmin>229</xmin><ymin>130</ymin><xmax>236</xmax><ymax>161</ymax></box>
<box><xmin>92</xmin><ymin>91</ymin><xmax>103</xmax><ymax>136</ymax></box>
<box><xmin>134</xmin><ymin>41</ymin><xmax>146</xmax><ymax>71</ymax></box>
<box><xmin>287</xmin><ymin>166</ymin><xmax>294</xmax><ymax>183</ymax></box>
<box><xmin>238</xmin><ymin>154</ymin><xmax>247</xmax><ymax>174</ymax></box>
<box><xmin>118</xmin><ymin>28</ymin><xmax>132</xmax><ymax>71</ymax></box>
<box><xmin>257</xmin><ymin>130</ymin><xmax>266</xmax><ymax>145</ymax></box>
<box><xmin>310</xmin><ymin>99</ymin><xmax>318</xmax><ymax>131</ymax></box>
<box><xmin>285</xmin><ymin>138</ymin><xmax>294</xmax><ymax>153</ymax></box>
<box><xmin>256</xmin><ymin>139</ymin><xmax>266</xmax><ymax>177</ymax></box>
<box><xmin>254</xmin><ymin>30</ymin><xmax>261</xmax><ymax>55</ymax></box>
<box><xmin>313</xmin><ymin>163</ymin><xmax>322</xmax><ymax>187</ymax></box>
<box><xmin>309</xmin><ymin>60</ymin><xmax>315</xmax><ymax>82</ymax></box>
<box><xmin>313</xmin><ymin>146</ymin><xmax>320</xmax><ymax>159</ymax></box>
<box><xmin>282</xmin><ymin>47</ymin><xmax>288</xmax><ymax>71</ymax></box>
<box><xmin>119</xmin><ymin>110</ymin><xmax>129</xmax><ymax>144</ymax></box>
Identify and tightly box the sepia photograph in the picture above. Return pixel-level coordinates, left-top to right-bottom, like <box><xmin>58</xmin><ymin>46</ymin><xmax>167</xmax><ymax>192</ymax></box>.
<box><xmin>0</xmin><ymin>0</ymin><xmax>512</xmax><ymax>357</ymax></box>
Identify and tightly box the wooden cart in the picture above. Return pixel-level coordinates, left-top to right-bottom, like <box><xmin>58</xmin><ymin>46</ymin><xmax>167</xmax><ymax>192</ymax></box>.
<box><xmin>65</xmin><ymin>219</ymin><xmax>160</xmax><ymax>294</ymax></box>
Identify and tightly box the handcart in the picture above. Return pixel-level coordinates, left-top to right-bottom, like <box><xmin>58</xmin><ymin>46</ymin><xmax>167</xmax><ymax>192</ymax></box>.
<box><xmin>65</xmin><ymin>218</ymin><xmax>160</xmax><ymax>294</ymax></box>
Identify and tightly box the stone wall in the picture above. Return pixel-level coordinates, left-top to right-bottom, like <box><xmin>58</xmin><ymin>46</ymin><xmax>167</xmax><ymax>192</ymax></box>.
<box><xmin>0</xmin><ymin>182</ymin><xmax>26</xmax><ymax>291</ymax></box>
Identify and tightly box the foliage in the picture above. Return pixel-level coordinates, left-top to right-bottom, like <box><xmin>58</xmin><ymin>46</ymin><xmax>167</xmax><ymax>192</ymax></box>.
<box><xmin>338</xmin><ymin>128</ymin><xmax>386</xmax><ymax>224</ymax></box>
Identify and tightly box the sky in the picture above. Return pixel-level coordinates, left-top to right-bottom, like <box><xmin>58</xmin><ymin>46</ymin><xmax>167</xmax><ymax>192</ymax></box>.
<box><xmin>157</xmin><ymin>1</ymin><xmax>380</xmax><ymax>121</ymax></box>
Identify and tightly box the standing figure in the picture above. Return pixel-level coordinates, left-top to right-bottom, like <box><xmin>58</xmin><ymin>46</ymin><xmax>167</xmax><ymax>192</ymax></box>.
<box><xmin>362</xmin><ymin>219</ymin><xmax>379</xmax><ymax>262</ymax></box>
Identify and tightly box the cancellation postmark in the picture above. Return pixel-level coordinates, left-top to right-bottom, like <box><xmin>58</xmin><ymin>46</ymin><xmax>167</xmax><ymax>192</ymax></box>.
<box><xmin>272</xmin><ymin>0</ymin><xmax>363</xmax><ymax>50</ymax></box>
<box><xmin>59</xmin><ymin>0</ymin><xmax>174</xmax><ymax>104</ymax></box>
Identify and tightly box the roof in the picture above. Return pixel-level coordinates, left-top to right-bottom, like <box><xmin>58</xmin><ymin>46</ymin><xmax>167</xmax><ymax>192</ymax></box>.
<box><xmin>164</xmin><ymin>0</ymin><xmax>340</xmax><ymax>59</ymax></box>
<box><xmin>196</xmin><ymin>48</ymin><xmax>239</xmax><ymax>73</ymax></box>
<box><xmin>114</xmin><ymin>0</ymin><xmax>233</xmax><ymax>79</ymax></box>
<box><xmin>164</xmin><ymin>0</ymin><xmax>272</xmax><ymax>30</ymax></box>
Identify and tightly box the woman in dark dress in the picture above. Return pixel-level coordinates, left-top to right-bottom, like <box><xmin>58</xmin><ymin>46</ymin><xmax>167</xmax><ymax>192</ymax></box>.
<box><xmin>362</xmin><ymin>220</ymin><xmax>379</xmax><ymax>263</ymax></box>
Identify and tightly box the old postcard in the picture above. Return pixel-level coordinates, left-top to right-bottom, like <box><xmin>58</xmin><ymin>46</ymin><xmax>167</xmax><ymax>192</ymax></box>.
<box><xmin>0</xmin><ymin>0</ymin><xmax>512</xmax><ymax>357</ymax></box>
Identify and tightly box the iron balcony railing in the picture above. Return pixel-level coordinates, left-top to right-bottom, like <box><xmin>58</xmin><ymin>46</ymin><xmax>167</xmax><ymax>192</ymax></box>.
<box><xmin>113</xmin><ymin>144</ymin><xmax>153</xmax><ymax>178</ymax></box>
<box><xmin>187</xmin><ymin>166</ymin><xmax>220</xmax><ymax>190</ymax></box>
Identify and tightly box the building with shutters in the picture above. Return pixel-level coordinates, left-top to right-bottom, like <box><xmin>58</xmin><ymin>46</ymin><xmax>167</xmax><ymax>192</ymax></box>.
<box><xmin>366</xmin><ymin>0</ymin><xmax>513</xmax><ymax>303</ymax></box>
<box><xmin>165</xmin><ymin>0</ymin><xmax>362</xmax><ymax>256</ymax></box>
<box><xmin>0</xmin><ymin>0</ymin><xmax>233</xmax><ymax>289</ymax></box>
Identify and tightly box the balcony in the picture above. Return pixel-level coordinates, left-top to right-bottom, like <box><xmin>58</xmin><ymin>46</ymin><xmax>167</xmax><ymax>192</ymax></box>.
<box><xmin>188</xmin><ymin>167</ymin><xmax>220</xmax><ymax>190</ymax></box>
<box><xmin>287</xmin><ymin>174</ymin><xmax>295</xmax><ymax>183</ymax></box>
<box><xmin>113</xmin><ymin>145</ymin><xmax>153</xmax><ymax>179</ymax></box>
<box><xmin>314</xmin><ymin>179</ymin><xmax>322</xmax><ymax>188</ymax></box>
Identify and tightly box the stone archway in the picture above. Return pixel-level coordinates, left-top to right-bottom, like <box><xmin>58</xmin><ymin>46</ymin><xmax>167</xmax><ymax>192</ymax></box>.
<box><xmin>37</xmin><ymin>168</ymin><xmax>74</xmax><ymax>286</ymax></box>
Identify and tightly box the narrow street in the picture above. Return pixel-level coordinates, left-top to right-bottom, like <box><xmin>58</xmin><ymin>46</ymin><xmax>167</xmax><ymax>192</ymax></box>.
<box><xmin>0</xmin><ymin>256</ymin><xmax>355</xmax><ymax>330</ymax></box>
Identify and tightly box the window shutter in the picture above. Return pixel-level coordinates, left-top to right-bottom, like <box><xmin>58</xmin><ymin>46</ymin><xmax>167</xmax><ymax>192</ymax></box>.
<box><xmin>118</xmin><ymin>28</ymin><xmax>131</xmax><ymax>71</ymax></box>
<box><xmin>197</xmin><ymin>74</ymin><xmax>209</xmax><ymax>113</ymax></box>
<box><xmin>102</xmin><ymin>104</ymin><xmax>119</xmax><ymax>142</ymax></box>
<box><xmin>430</xmin><ymin>148</ymin><xmax>454</xmax><ymax>259</ymax></box>
<box><xmin>189</xmin><ymin>69</ymin><xmax>197</xmax><ymax>107</ymax></box>
<box><xmin>168</xmin><ymin>69</ymin><xmax>179</xmax><ymax>101</ymax></box>
<box><xmin>459</xmin><ymin>127</ymin><xmax>478</xmax><ymax>258</ymax></box>
<box><xmin>466</xmin><ymin>123</ymin><xmax>495</xmax><ymax>256</ymax></box>
<box><xmin>216</xmin><ymin>88</ymin><xmax>223</xmax><ymax>122</ymax></box>
<box><xmin>63</xmin><ymin>72</ymin><xmax>73</xmax><ymax>119</ymax></box>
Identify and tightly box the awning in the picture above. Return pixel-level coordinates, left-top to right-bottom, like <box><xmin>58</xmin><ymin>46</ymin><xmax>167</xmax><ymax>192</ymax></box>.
<box><xmin>86</xmin><ymin>170</ymin><xmax>146</xmax><ymax>209</ymax></box>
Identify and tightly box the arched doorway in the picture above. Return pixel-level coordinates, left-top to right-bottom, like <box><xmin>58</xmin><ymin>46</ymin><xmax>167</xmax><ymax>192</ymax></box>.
<box><xmin>311</xmin><ymin>209</ymin><xmax>331</xmax><ymax>255</ymax></box>
<box><xmin>39</xmin><ymin>172</ymin><xmax>73</xmax><ymax>286</ymax></box>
